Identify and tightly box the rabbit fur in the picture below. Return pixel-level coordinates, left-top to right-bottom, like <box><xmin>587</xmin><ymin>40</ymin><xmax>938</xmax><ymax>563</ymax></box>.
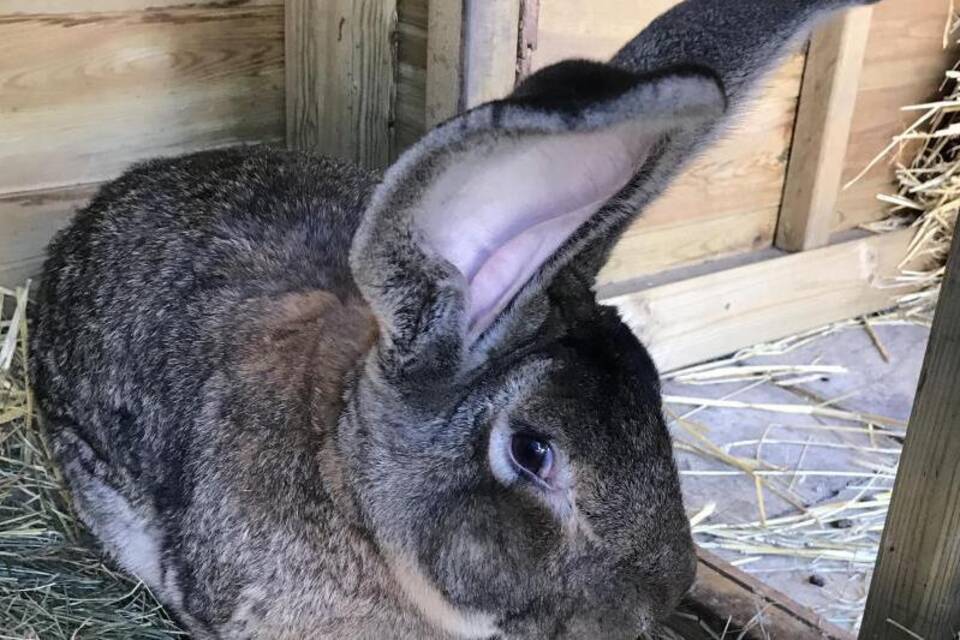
<box><xmin>30</xmin><ymin>1</ymin><xmax>879</xmax><ymax>638</ymax></box>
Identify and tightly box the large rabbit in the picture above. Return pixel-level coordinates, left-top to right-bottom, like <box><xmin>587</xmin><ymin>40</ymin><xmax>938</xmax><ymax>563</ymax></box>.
<box><xmin>30</xmin><ymin>1</ymin><xmax>876</xmax><ymax>638</ymax></box>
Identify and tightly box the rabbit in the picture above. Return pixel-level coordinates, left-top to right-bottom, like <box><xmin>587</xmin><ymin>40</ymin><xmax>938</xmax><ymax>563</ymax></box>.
<box><xmin>30</xmin><ymin>1</ymin><xmax>878</xmax><ymax>638</ymax></box>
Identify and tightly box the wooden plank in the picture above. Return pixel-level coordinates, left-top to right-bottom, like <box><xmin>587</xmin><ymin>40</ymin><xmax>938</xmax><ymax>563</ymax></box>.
<box><xmin>598</xmin><ymin>208</ymin><xmax>774</xmax><ymax>287</ymax></box>
<box><xmin>835</xmin><ymin>0</ymin><xmax>955</xmax><ymax>232</ymax></box>
<box><xmin>777</xmin><ymin>7</ymin><xmax>873</xmax><ymax>252</ymax></box>
<box><xmin>425</xmin><ymin>0</ymin><xmax>464</xmax><ymax>128</ymax></box>
<box><xmin>0</xmin><ymin>184</ymin><xmax>98</xmax><ymax>288</ymax></box>
<box><xmin>859</xmin><ymin>233</ymin><xmax>960</xmax><ymax>639</ymax></box>
<box><xmin>286</xmin><ymin>0</ymin><xmax>398</xmax><ymax>170</ymax></box>
<box><xmin>462</xmin><ymin>0</ymin><xmax>521</xmax><ymax>107</ymax></box>
<box><xmin>397</xmin><ymin>0</ymin><xmax>428</xmax><ymax>150</ymax></box>
<box><xmin>3</xmin><ymin>0</ymin><xmax>281</xmax><ymax>13</ymax></box>
<box><xmin>602</xmin><ymin>229</ymin><xmax>915</xmax><ymax>373</ymax></box>
<box><xmin>666</xmin><ymin>548</ymin><xmax>854</xmax><ymax>640</ymax></box>
<box><xmin>516</xmin><ymin>0</ymin><xmax>541</xmax><ymax>82</ymax></box>
<box><xmin>0</xmin><ymin>6</ymin><xmax>284</xmax><ymax>194</ymax></box>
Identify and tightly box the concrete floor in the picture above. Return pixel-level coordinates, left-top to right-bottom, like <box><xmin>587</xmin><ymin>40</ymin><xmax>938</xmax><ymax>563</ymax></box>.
<box><xmin>665</xmin><ymin>322</ymin><xmax>930</xmax><ymax>630</ymax></box>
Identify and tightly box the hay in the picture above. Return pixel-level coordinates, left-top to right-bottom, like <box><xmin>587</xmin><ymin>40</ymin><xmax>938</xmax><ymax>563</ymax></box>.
<box><xmin>0</xmin><ymin>286</ymin><xmax>183</xmax><ymax>639</ymax></box>
<box><xmin>852</xmin><ymin>25</ymin><xmax>960</xmax><ymax>320</ymax></box>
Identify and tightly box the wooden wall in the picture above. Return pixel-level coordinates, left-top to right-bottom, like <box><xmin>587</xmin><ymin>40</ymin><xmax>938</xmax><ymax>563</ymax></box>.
<box><xmin>0</xmin><ymin>0</ymin><xmax>433</xmax><ymax>288</ymax></box>
<box><xmin>0</xmin><ymin>0</ymin><xmax>285</xmax><ymax>285</ymax></box>
<box><xmin>0</xmin><ymin>0</ymin><xmax>951</xmax><ymax>291</ymax></box>
<box><xmin>397</xmin><ymin>0</ymin><xmax>428</xmax><ymax>152</ymax></box>
<box><xmin>531</xmin><ymin>0</ymin><xmax>803</xmax><ymax>286</ymax></box>
<box><xmin>835</xmin><ymin>0</ymin><xmax>955</xmax><ymax>232</ymax></box>
<box><xmin>527</xmin><ymin>0</ymin><xmax>951</xmax><ymax>287</ymax></box>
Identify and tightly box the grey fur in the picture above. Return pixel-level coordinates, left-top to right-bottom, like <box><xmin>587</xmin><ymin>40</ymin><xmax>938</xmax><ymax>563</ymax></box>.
<box><xmin>30</xmin><ymin>2</ymin><xmax>877</xmax><ymax>638</ymax></box>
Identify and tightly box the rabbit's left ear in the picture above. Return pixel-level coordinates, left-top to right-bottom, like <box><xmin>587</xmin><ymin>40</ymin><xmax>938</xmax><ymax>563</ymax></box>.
<box><xmin>350</xmin><ymin>61</ymin><xmax>724</xmax><ymax>376</ymax></box>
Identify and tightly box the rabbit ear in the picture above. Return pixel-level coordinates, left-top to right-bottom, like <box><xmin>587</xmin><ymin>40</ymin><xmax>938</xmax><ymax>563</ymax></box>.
<box><xmin>351</xmin><ymin>0</ymin><xmax>874</xmax><ymax>382</ymax></box>
<box><xmin>350</xmin><ymin>61</ymin><xmax>724</xmax><ymax>377</ymax></box>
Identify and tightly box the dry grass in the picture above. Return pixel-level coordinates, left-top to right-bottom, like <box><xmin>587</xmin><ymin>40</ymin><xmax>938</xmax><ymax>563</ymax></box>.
<box><xmin>0</xmin><ymin>285</ymin><xmax>183</xmax><ymax>639</ymax></box>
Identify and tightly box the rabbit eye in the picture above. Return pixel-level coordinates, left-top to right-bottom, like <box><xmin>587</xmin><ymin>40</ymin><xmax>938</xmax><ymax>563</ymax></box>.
<box><xmin>509</xmin><ymin>433</ymin><xmax>554</xmax><ymax>482</ymax></box>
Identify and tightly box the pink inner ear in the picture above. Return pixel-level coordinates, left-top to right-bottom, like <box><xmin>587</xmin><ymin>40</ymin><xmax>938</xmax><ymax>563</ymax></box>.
<box><xmin>416</xmin><ymin>122</ymin><xmax>655</xmax><ymax>336</ymax></box>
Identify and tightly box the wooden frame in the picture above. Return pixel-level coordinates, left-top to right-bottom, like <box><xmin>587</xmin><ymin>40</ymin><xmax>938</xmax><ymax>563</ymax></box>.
<box><xmin>602</xmin><ymin>229</ymin><xmax>915</xmax><ymax>373</ymax></box>
<box><xmin>859</xmin><ymin>231</ymin><xmax>960</xmax><ymax>639</ymax></box>
<box><xmin>669</xmin><ymin>548</ymin><xmax>854</xmax><ymax>639</ymax></box>
<box><xmin>776</xmin><ymin>6</ymin><xmax>873</xmax><ymax>252</ymax></box>
<box><xmin>286</xmin><ymin>0</ymin><xmax>399</xmax><ymax>169</ymax></box>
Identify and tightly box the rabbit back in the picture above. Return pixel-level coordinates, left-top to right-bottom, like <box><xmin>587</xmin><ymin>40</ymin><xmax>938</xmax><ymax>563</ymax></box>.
<box><xmin>28</xmin><ymin>146</ymin><xmax>428</xmax><ymax>636</ymax></box>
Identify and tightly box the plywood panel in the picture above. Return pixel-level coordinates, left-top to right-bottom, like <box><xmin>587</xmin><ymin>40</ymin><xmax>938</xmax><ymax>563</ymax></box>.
<box><xmin>0</xmin><ymin>6</ymin><xmax>284</xmax><ymax>194</ymax></box>
<box><xmin>534</xmin><ymin>0</ymin><xmax>803</xmax><ymax>280</ymax></box>
<box><xmin>836</xmin><ymin>0</ymin><xmax>955</xmax><ymax>231</ymax></box>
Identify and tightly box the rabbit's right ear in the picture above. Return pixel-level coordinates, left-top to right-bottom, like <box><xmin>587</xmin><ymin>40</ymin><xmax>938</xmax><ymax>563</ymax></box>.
<box><xmin>350</xmin><ymin>61</ymin><xmax>725</xmax><ymax>383</ymax></box>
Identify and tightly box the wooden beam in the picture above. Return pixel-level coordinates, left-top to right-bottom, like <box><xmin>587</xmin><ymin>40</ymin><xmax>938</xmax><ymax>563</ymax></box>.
<box><xmin>286</xmin><ymin>0</ymin><xmax>398</xmax><ymax>170</ymax></box>
<box><xmin>859</xmin><ymin>233</ymin><xmax>960</xmax><ymax>639</ymax></box>
<box><xmin>666</xmin><ymin>548</ymin><xmax>854</xmax><ymax>640</ymax></box>
<box><xmin>776</xmin><ymin>6</ymin><xmax>873</xmax><ymax>252</ymax></box>
<box><xmin>425</xmin><ymin>0</ymin><xmax>464</xmax><ymax>128</ymax></box>
<box><xmin>461</xmin><ymin>0</ymin><xmax>521</xmax><ymax>108</ymax></box>
<box><xmin>602</xmin><ymin>229</ymin><xmax>915</xmax><ymax>373</ymax></box>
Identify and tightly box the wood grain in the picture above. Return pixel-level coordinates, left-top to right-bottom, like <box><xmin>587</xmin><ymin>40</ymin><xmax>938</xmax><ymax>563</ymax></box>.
<box><xmin>462</xmin><ymin>0</ymin><xmax>521</xmax><ymax>107</ymax></box>
<box><xmin>598</xmin><ymin>208</ymin><xmax>774</xmax><ymax>286</ymax></box>
<box><xmin>397</xmin><ymin>0</ymin><xmax>428</xmax><ymax>150</ymax></box>
<box><xmin>286</xmin><ymin>0</ymin><xmax>398</xmax><ymax>170</ymax></box>
<box><xmin>4</xmin><ymin>1</ymin><xmax>281</xmax><ymax>13</ymax></box>
<box><xmin>603</xmin><ymin>229</ymin><xmax>916</xmax><ymax>373</ymax></box>
<box><xmin>0</xmin><ymin>5</ymin><xmax>284</xmax><ymax>194</ymax></box>
<box><xmin>860</xmin><ymin>233</ymin><xmax>960</xmax><ymax>639</ymax></box>
<box><xmin>836</xmin><ymin>0</ymin><xmax>956</xmax><ymax>231</ymax></box>
<box><xmin>777</xmin><ymin>7</ymin><xmax>873</xmax><ymax>252</ymax></box>
<box><xmin>0</xmin><ymin>184</ymin><xmax>98</xmax><ymax>287</ymax></box>
<box><xmin>666</xmin><ymin>548</ymin><xmax>855</xmax><ymax>640</ymax></box>
<box><xmin>425</xmin><ymin>0</ymin><xmax>463</xmax><ymax>127</ymax></box>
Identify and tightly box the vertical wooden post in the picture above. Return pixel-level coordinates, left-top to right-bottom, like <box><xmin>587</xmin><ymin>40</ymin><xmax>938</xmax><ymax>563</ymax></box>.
<box><xmin>425</xmin><ymin>0</ymin><xmax>465</xmax><ymax>128</ymax></box>
<box><xmin>286</xmin><ymin>0</ymin><xmax>398</xmax><ymax>170</ymax></box>
<box><xmin>461</xmin><ymin>0</ymin><xmax>521</xmax><ymax>108</ymax></box>
<box><xmin>423</xmin><ymin>0</ymin><xmax>524</xmax><ymax>128</ymax></box>
<box><xmin>859</xmin><ymin>231</ymin><xmax>960</xmax><ymax>639</ymax></box>
<box><xmin>776</xmin><ymin>6</ymin><xmax>873</xmax><ymax>252</ymax></box>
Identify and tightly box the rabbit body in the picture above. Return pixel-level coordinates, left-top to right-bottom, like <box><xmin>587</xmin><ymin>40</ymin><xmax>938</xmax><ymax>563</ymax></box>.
<box><xmin>31</xmin><ymin>148</ymin><xmax>445</xmax><ymax>638</ymax></box>
<box><xmin>30</xmin><ymin>2</ymin><xmax>878</xmax><ymax>638</ymax></box>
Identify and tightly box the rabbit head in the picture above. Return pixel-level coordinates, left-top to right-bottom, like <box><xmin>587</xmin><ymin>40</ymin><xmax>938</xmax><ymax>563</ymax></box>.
<box><xmin>342</xmin><ymin>1</ymin><xmax>879</xmax><ymax>638</ymax></box>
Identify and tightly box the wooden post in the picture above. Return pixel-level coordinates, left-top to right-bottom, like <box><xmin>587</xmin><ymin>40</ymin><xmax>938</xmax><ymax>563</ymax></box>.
<box><xmin>423</xmin><ymin>0</ymin><xmax>523</xmax><ymax>127</ymax></box>
<box><xmin>425</xmin><ymin>0</ymin><xmax>465</xmax><ymax>128</ymax></box>
<box><xmin>461</xmin><ymin>0</ymin><xmax>521</xmax><ymax>108</ymax></box>
<box><xmin>776</xmin><ymin>6</ymin><xmax>873</xmax><ymax>252</ymax></box>
<box><xmin>859</xmin><ymin>231</ymin><xmax>960</xmax><ymax>639</ymax></box>
<box><xmin>286</xmin><ymin>0</ymin><xmax>398</xmax><ymax>170</ymax></box>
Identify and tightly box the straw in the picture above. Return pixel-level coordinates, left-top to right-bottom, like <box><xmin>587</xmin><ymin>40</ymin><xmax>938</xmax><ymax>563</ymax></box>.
<box><xmin>0</xmin><ymin>287</ymin><xmax>184</xmax><ymax>638</ymax></box>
